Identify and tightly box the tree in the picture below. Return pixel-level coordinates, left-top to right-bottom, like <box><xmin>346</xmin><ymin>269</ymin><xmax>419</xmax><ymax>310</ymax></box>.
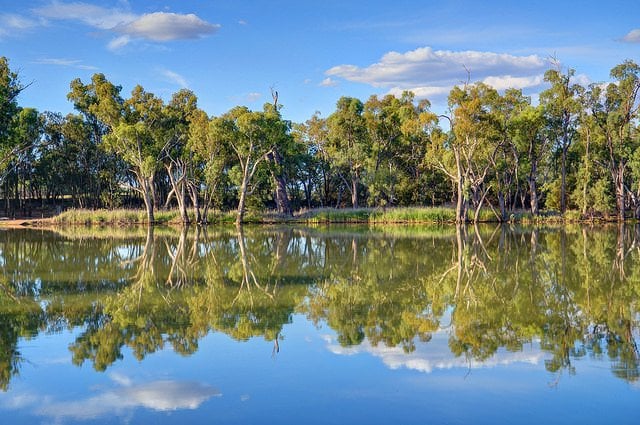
<box><xmin>510</xmin><ymin>105</ymin><xmax>547</xmax><ymax>214</ymax></box>
<box><xmin>188</xmin><ymin>109</ymin><xmax>230</xmax><ymax>222</ymax></box>
<box><xmin>163</xmin><ymin>89</ymin><xmax>200</xmax><ymax>224</ymax></box>
<box><xmin>294</xmin><ymin>112</ymin><xmax>334</xmax><ymax>207</ymax></box>
<box><xmin>588</xmin><ymin>60</ymin><xmax>640</xmax><ymax>221</ymax></box>
<box><xmin>266</xmin><ymin>90</ymin><xmax>292</xmax><ymax>215</ymax></box>
<box><xmin>540</xmin><ymin>64</ymin><xmax>583</xmax><ymax>213</ymax></box>
<box><xmin>210</xmin><ymin>106</ymin><xmax>276</xmax><ymax>225</ymax></box>
<box><xmin>4</xmin><ymin>108</ymin><xmax>41</xmax><ymax>216</ymax></box>
<box><xmin>430</xmin><ymin>83</ymin><xmax>501</xmax><ymax>222</ymax></box>
<box><xmin>67</xmin><ymin>73</ymin><xmax>127</xmax><ymax>209</ymax></box>
<box><xmin>101</xmin><ymin>84</ymin><xmax>168</xmax><ymax>223</ymax></box>
<box><xmin>0</xmin><ymin>57</ymin><xmax>29</xmax><ymax>181</ymax></box>
<box><xmin>364</xmin><ymin>92</ymin><xmax>433</xmax><ymax>207</ymax></box>
<box><xmin>326</xmin><ymin>97</ymin><xmax>369</xmax><ymax>208</ymax></box>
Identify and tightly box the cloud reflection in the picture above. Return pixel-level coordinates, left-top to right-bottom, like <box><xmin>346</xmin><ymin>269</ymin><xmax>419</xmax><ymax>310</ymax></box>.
<box><xmin>2</xmin><ymin>375</ymin><xmax>220</xmax><ymax>422</ymax></box>
<box><xmin>324</xmin><ymin>332</ymin><xmax>547</xmax><ymax>374</ymax></box>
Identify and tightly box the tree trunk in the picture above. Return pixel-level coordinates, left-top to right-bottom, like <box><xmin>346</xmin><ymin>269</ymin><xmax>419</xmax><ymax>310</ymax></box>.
<box><xmin>560</xmin><ymin>145</ymin><xmax>567</xmax><ymax>213</ymax></box>
<box><xmin>614</xmin><ymin>164</ymin><xmax>625</xmax><ymax>222</ymax></box>
<box><xmin>454</xmin><ymin>149</ymin><xmax>466</xmax><ymax>223</ymax></box>
<box><xmin>142</xmin><ymin>178</ymin><xmax>155</xmax><ymax>224</ymax></box>
<box><xmin>498</xmin><ymin>191</ymin><xmax>506</xmax><ymax>221</ymax></box>
<box><xmin>236</xmin><ymin>176</ymin><xmax>248</xmax><ymax>226</ymax></box>
<box><xmin>267</xmin><ymin>150</ymin><xmax>291</xmax><ymax>215</ymax></box>
<box><xmin>529</xmin><ymin>161</ymin><xmax>539</xmax><ymax>215</ymax></box>
<box><xmin>189</xmin><ymin>184</ymin><xmax>202</xmax><ymax>224</ymax></box>
<box><xmin>351</xmin><ymin>174</ymin><xmax>359</xmax><ymax>208</ymax></box>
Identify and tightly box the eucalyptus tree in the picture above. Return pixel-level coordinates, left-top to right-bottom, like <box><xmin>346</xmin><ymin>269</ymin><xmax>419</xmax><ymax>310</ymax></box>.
<box><xmin>571</xmin><ymin>112</ymin><xmax>611</xmax><ymax>216</ymax></box>
<box><xmin>488</xmin><ymin>89</ymin><xmax>531</xmax><ymax>218</ymax></box>
<box><xmin>67</xmin><ymin>73</ymin><xmax>127</xmax><ymax>208</ymax></box>
<box><xmin>162</xmin><ymin>89</ymin><xmax>200</xmax><ymax>224</ymax></box>
<box><xmin>0</xmin><ymin>57</ymin><xmax>21</xmax><ymax>145</ymax></box>
<box><xmin>265</xmin><ymin>92</ymin><xmax>292</xmax><ymax>215</ymax></box>
<box><xmin>209</xmin><ymin>106</ymin><xmax>277</xmax><ymax>225</ymax></box>
<box><xmin>294</xmin><ymin>112</ymin><xmax>334</xmax><ymax>207</ymax></box>
<box><xmin>540</xmin><ymin>65</ymin><xmax>583</xmax><ymax>213</ymax></box>
<box><xmin>99</xmin><ymin>84</ymin><xmax>168</xmax><ymax>223</ymax></box>
<box><xmin>188</xmin><ymin>109</ymin><xmax>231</xmax><ymax>222</ymax></box>
<box><xmin>363</xmin><ymin>92</ymin><xmax>434</xmax><ymax>206</ymax></box>
<box><xmin>326</xmin><ymin>97</ymin><xmax>370</xmax><ymax>208</ymax></box>
<box><xmin>429</xmin><ymin>83</ymin><xmax>501</xmax><ymax>222</ymax></box>
<box><xmin>509</xmin><ymin>105</ymin><xmax>547</xmax><ymax>215</ymax></box>
<box><xmin>588</xmin><ymin>60</ymin><xmax>640</xmax><ymax>220</ymax></box>
<box><xmin>5</xmin><ymin>108</ymin><xmax>41</xmax><ymax>214</ymax></box>
<box><xmin>0</xmin><ymin>57</ymin><xmax>30</xmax><ymax>182</ymax></box>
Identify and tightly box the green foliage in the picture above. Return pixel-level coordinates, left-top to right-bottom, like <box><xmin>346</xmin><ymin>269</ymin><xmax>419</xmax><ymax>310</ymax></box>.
<box><xmin>3</xmin><ymin>56</ymin><xmax>640</xmax><ymax>223</ymax></box>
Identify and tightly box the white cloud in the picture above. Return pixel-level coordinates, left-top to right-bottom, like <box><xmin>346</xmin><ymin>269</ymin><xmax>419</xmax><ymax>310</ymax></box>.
<box><xmin>326</xmin><ymin>46</ymin><xmax>548</xmax><ymax>99</ymax></box>
<box><xmin>238</xmin><ymin>20</ymin><xmax>248</xmax><ymax>25</ymax></box>
<box><xmin>33</xmin><ymin>57</ymin><xmax>98</xmax><ymax>70</ymax></box>
<box><xmin>33</xmin><ymin>1</ymin><xmax>137</xmax><ymax>30</ymax></box>
<box><xmin>32</xmin><ymin>2</ymin><xmax>220</xmax><ymax>50</ymax></box>
<box><xmin>116</xmin><ymin>12</ymin><xmax>220</xmax><ymax>42</ymax></box>
<box><xmin>0</xmin><ymin>13</ymin><xmax>40</xmax><ymax>38</ymax></box>
<box><xmin>2</xmin><ymin>377</ymin><xmax>220</xmax><ymax>422</ymax></box>
<box><xmin>107</xmin><ymin>35</ymin><xmax>131</xmax><ymax>51</ymax></box>
<box><xmin>570</xmin><ymin>73</ymin><xmax>591</xmax><ymax>87</ymax></box>
<box><xmin>246</xmin><ymin>92</ymin><xmax>262</xmax><ymax>102</ymax></box>
<box><xmin>481</xmin><ymin>74</ymin><xmax>544</xmax><ymax>91</ymax></box>
<box><xmin>324</xmin><ymin>332</ymin><xmax>547</xmax><ymax>374</ymax></box>
<box><xmin>160</xmin><ymin>69</ymin><xmax>189</xmax><ymax>88</ymax></box>
<box><xmin>319</xmin><ymin>77</ymin><xmax>338</xmax><ymax>87</ymax></box>
<box><xmin>622</xmin><ymin>29</ymin><xmax>640</xmax><ymax>43</ymax></box>
<box><xmin>388</xmin><ymin>85</ymin><xmax>451</xmax><ymax>99</ymax></box>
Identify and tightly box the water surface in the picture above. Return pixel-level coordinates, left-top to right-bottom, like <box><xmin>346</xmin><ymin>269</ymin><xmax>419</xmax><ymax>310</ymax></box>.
<box><xmin>0</xmin><ymin>225</ymin><xmax>638</xmax><ymax>424</ymax></box>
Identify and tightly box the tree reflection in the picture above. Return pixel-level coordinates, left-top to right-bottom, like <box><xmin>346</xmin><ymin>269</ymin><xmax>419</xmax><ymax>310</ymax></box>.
<box><xmin>69</xmin><ymin>226</ymin><xmax>312</xmax><ymax>371</ymax></box>
<box><xmin>0</xmin><ymin>225</ymin><xmax>639</xmax><ymax>389</ymax></box>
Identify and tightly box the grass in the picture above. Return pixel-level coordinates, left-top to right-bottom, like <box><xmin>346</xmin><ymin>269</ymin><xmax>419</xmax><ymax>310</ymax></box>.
<box><xmin>44</xmin><ymin>206</ymin><xmax>629</xmax><ymax>227</ymax></box>
<box><xmin>51</xmin><ymin>208</ymin><xmax>243</xmax><ymax>226</ymax></box>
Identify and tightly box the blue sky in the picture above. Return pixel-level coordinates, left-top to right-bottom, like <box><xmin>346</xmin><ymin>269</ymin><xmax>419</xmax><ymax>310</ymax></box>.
<box><xmin>1</xmin><ymin>0</ymin><xmax>638</xmax><ymax>123</ymax></box>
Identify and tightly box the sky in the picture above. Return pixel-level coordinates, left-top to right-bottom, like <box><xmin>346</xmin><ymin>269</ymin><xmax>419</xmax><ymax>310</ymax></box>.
<box><xmin>1</xmin><ymin>0</ymin><xmax>639</xmax><ymax>123</ymax></box>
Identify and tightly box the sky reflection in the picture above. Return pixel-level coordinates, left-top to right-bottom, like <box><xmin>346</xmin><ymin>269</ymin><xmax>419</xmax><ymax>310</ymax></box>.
<box><xmin>324</xmin><ymin>331</ymin><xmax>548</xmax><ymax>374</ymax></box>
<box><xmin>2</xmin><ymin>374</ymin><xmax>220</xmax><ymax>422</ymax></box>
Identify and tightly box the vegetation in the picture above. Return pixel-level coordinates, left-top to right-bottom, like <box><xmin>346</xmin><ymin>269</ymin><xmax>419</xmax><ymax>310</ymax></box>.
<box><xmin>1</xmin><ymin>55</ymin><xmax>639</xmax><ymax>224</ymax></box>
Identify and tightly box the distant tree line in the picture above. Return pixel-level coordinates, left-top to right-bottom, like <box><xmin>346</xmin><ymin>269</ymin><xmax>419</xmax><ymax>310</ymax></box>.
<box><xmin>0</xmin><ymin>56</ymin><xmax>639</xmax><ymax>223</ymax></box>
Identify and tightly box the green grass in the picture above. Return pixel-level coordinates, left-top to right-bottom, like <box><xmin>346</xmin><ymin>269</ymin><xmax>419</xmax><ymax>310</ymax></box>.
<box><xmin>48</xmin><ymin>206</ymin><xmax>626</xmax><ymax>227</ymax></box>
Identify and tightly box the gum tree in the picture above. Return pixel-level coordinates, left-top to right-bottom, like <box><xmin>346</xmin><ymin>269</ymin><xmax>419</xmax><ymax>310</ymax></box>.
<box><xmin>589</xmin><ymin>60</ymin><xmax>640</xmax><ymax>220</ymax></box>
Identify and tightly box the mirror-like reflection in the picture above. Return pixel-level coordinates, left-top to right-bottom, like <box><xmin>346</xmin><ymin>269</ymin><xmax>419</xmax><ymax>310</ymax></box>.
<box><xmin>0</xmin><ymin>224</ymin><xmax>639</xmax><ymax>395</ymax></box>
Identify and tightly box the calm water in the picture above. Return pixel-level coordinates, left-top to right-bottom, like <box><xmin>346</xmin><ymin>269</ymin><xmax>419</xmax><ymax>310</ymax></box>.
<box><xmin>0</xmin><ymin>224</ymin><xmax>638</xmax><ymax>424</ymax></box>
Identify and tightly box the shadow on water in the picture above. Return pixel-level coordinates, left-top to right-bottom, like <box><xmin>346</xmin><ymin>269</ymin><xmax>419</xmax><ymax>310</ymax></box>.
<box><xmin>0</xmin><ymin>223</ymin><xmax>639</xmax><ymax>389</ymax></box>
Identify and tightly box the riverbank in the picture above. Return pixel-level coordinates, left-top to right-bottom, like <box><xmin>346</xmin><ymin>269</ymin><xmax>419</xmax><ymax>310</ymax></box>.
<box><xmin>0</xmin><ymin>206</ymin><xmax>624</xmax><ymax>227</ymax></box>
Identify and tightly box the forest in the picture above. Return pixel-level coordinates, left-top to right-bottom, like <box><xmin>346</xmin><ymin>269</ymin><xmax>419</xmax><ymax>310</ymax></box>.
<box><xmin>1</xmin><ymin>56</ymin><xmax>639</xmax><ymax>224</ymax></box>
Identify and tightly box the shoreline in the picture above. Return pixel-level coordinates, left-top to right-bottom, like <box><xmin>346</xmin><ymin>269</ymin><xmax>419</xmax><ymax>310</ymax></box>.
<box><xmin>0</xmin><ymin>207</ymin><xmax>634</xmax><ymax>228</ymax></box>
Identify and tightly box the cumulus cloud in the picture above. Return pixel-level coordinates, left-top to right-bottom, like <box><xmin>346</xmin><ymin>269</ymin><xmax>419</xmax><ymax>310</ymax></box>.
<box><xmin>622</xmin><ymin>29</ymin><xmax>640</xmax><ymax>43</ymax></box>
<box><xmin>160</xmin><ymin>69</ymin><xmax>189</xmax><ymax>88</ymax></box>
<box><xmin>116</xmin><ymin>12</ymin><xmax>220</xmax><ymax>42</ymax></box>
<box><xmin>319</xmin><ymin>77</ymin><xmax>339</xmax><ymax>87</ymax></box>
<box><xmin>388</xmin><ymin>85</ymin><xmax>451</xmax><ymax>99</ymax></box>
<box><xmin>32</xmin><ymin>1</ymin><xmax>219</xmax><ymax>50</ymax></box>
<box><xmin>326</xmin><ymin>46</ymin><xmax>548</xmax><ymax>99</ymax></box>
<box><xmin>481</xmin><ymin>74</ymin><xmax>544</xmax><ymax>91</ymax></box>
<box><xmin>33</xmin><ymin>57</ymin><xmax>98</xmax><ymax>70</ymax></box>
